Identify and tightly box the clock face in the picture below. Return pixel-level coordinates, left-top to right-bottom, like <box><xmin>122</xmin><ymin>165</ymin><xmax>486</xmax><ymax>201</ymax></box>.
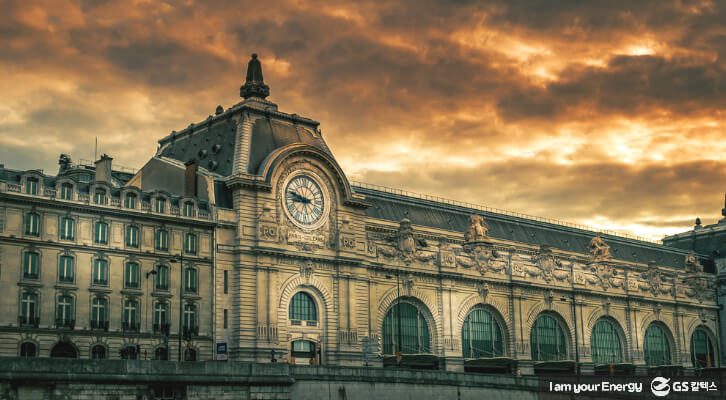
<box><xmin>284</xmin><ymin>174</ymin><xmax>326</xmax><ymax>227</ymax></box>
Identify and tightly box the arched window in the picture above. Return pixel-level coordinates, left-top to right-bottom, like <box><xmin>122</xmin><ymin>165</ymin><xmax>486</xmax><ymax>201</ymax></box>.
<box><xmin>92</xmin><ymin>258</ymin><xmax>108</xmax><ymax>285</ymax></box>
<box><xmin>644</xmin><ymin>323</ymin><xmax>672</xmax><ymax>366</ymax></box>
<box><xmin>59</xmin><ymin>182</ymin><xmax>73</xmax><ymax>200</ymax></box>
<box><xmin>184</xmin><ymin>233</ymin><xmax>198</xmax><ymax>255</ymax></box>
<box><xmin>124</xmin><ymin>261</ymin><xmax>140</xmax><ymax>288</ymax></box>
<box><xmin>122</xmin><ymin>299</ymin><xmax>139</xmax><ymax>332</ymax></box>
<box><xmin>382</xmin><ymin>302</ymin><xmax>431</xmax><ymax>355</ymax></box>
<box><xmin>94</xmin><ymin>221</ymin><xmax>108</xmax><ymax>244</ymax></box>
<box><xmin>22</xmin><ymin>251</ymin><xmax>40</xmax><ymax>279</ymax></box>
<box><xmin>692</xmin><ymin>328</ymin><xmax>717</xmax><ymax>368</ymax></box>
<box><xmin>155</xmin><ymin>229</ymin><xmax>169</xmax><ymax>251</ymax></box>
<box><xmin>25</xmin><ymin>177</ymin><xmax>38</xmax><ymax>195</ymax></box>
<box><xmin>184</xmin><ymin>348</ymin><xmax>197</xmax><ymax>361</ymax></box>
<box><xmin>120</xmin><ymin>345</ymin><xmax>138</xmax><ymax>360</ymax></box>
<box><xmin>154</xmin><ymin>347</ymin><xmax>169</xmax><ymax>361</ymax></box>
<box><xmin>289</xmin><ymin>292</ymin><xmax>317</xmax><ymax>322</ymax></box>
<box><xmin>93</xmin><ymin>188</ymin><xmax>107</xmax><ymax>205</ymax></box>
<box><xmin>50</xmin><ymin>342</ymin><xmax>77</xmax><ymax>358</ymax></box>
<box><xmin>156</xmin><ymin>265</ymin><xmax>170</xmax><ymax>290</ymax></box>
<box><xmin>125</xmin><ymin>225</ymin><xmax>139</xmax><ymax>248</ymax></box>
<box><xmin>90</xmin><ymin>297</ymin><xmax>108</xmax><ymax>330</ymax></box>
<box><xmin>182</xmin><ymin>201</ymin><xmax>195</xmax><ymax>217</ymax></box>
<box><xmin>20</xmin><ymin>342</ymin><xmax>37</xmax><ymax>357</ymax></box>
<box><xmin>19</xmin><ymin>292</ymin><xmax>38</xmax><ymax>326</ymax></box>
<box><xmin>24</xmin><ymin>212</ymin><xmax>40</xmax><ymax>236</ymax></box>
<box><xmin>55</xmin><ymin>294</ymin><xmax>74</xmax><ymax>328</ymax></box>
<box><xmin>591</xmin><ymin>319</ymin><xmax>623</xmax><ymax>364</ymax></box>
<box><xmin>59</xmin><ymin>217</ymin><xmax>75</xmax><ymax>240</ymax></box>
<box><xmin>124</xmin><ymin>193</ymin><xmax>137</xmax><ymax>209</ymax></box>
<box><xmin>462</xmin><ymin>307</ymin><xmax>504</xmax><ymax>358</ymax></box>
<box><xmin>58</xmin><ymin>255</ymin><xmax>74</xmax><ymax>282</ymax></box>
<box><xmin>530</xmin><ymin>314</ymin><xmax>568</xmax><ymax>361</ymax></box>
<box><xmin>184</xmin><ymin>267</ymin><xmax>197</xmax><ymax>293</ymax></box>
<box><xmin>91</xmin><ymin>344</ymin><xmax>106</xmax><ymax>360</ymax></box>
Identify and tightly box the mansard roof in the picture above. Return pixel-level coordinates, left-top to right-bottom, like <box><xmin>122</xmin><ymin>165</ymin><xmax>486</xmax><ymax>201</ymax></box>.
<box><xmin>356</xmin><ymin>185</ymin><xmax>702</xmax><ymax>270</ymax></box>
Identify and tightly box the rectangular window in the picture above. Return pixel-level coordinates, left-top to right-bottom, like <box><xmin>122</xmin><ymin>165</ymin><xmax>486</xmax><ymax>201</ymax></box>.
<box><xmin>125</xmin><ymin>225</ymin><xmax>139</xmax><ymax>248</ymax></box>
<box><xmin>59</xmin><ymin>183</ymin><xmax>73</xmax><ymax>200</ymax></box>
<box><xmin>156</xmin><ymin>265</ymin><xmax>169</xmax><ymax>290</ymax></box>
<box><xmin>23</xmin><ymin>252</ymin><xmax>39</xmax><ymax>279</ymax></box>
<box><xmin>183</xmin><ymin>202</ymin><xmax>194</xmax><ymax>217</ymax></box>
<box><xmin>20</xmin><ymin>293</ymin><xmax>38</xmax><ymax>325</ymax></box>
<box><xmin>184</xmin><ymin>268</ymin><xmax>197</xmax><ymax>293</ymax></box>
<box><xmin>184</xmin><ymin>233</ymin><xmax>197</xmax><ymax>255</ymax></box>
<box><xmin>92</xmin><ymin>259</ymin><xmax>108</xmax><ymax>285</ymax></box>
<box><xmin>25</xmin><ymin>178</ymin><xmax>38</xmax><ymax>195</ymax></box>
<box><xmin>59</xmin><ymin>218</ymin><xmax>75</xmax><ymax>241</ymax></box>
<box><xmin>94</xmin><ymin>222</ymin><xmax>108</xmax><ymax>244</ymax></box>
<box><xmin>123</xmin><ymin>299</ymin><xmax>138</xmax><ymax>331</ymax></box>
<box><xmin>125</xmin><ymin>262</ymin><xmax>140</xmax><ymax>288</ymax></box>
<box><xmin>93</xmin><ymin>189</ymin><xmax>107</xmax><ymax>205</ymax></box>
<box><xmin>155</xmin><ymin>198</ymin><xmax>166</xmax><ymax>213</ymax></box>
<box><xmin>24</xmin><ymin>213</ymin><xmax>40</xmax><ymax>236</ymax></box>
<box><xmin>91</xmin><ymin>298</ymin><xmax>107</xmax><ymax>329</ymax></box>
<box><xmin>124</xmin><ymin>194</ymin><xmax>137</xmax><ymax>209</ymax></box>
<box><xmin>55</xmin><ymin>295</ymin><xmax>74</xmax><ymax>327</ymax></box>
<box><xmin>223</xmin><ymin>270</ymin><xmax>228</xmax><ymax>294</ymax></box>
<box><xmin>155</xmin><ymin>230</ymin><xmax>169</xmax><ymax>251</ymax></box>
<box><xmin>58</xmin><ymin>255</ymin><xmax>74</xmax><ymax>282</ymax></box>
<box><xmin>223</xmin><ymin>309</ymin><xmax>228</xmax><ymax>329</ymax></box>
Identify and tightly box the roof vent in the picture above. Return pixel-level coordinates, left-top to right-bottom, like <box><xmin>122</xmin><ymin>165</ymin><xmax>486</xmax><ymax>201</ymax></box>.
<box><xmin>211</xmin><ymin>144</ymin><xmax>222</xmax><ymax>154</ymax></box>
<box><xmin>208</xmin><ymin>160</ymin><xmax>218</xmax><ymax>171</ymax></box>
<box><xmin>198</xmin><ymin>149</ymin><xmax>208</xmax><ymax>159</ymax></box>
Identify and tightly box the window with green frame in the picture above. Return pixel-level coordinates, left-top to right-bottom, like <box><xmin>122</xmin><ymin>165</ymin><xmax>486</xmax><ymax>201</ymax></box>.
<box><xmin>182</xmin><ymin>201</ymin><xmax>195</xmax><ymax>217</ymax></box>
<box><xmin>382</xmin><ymin>302</ymin><xmax>431</xmax><ymax>355</ymax></box>
<box><xmin>590</xmin><ymin>319</ymin><xmax>623</xmax><ymax>364</ymax></box>
<box><xmin>692</xmin><ymin>328</ymin><xmax>717</xmax><ymax>368</ymax></box>
<box><xmin>154</xmin><ymin>197</ymin><xmax>166</xmax><ymax>213</ymax></box>
<box><xmin>184</xmin><ymin>233</ymin><xmax>197</xmax><ymax>255</ymax></box>
<box><xmin>93</xmin><ymin>188</ymin><xmax>107</xmax><ymax>205</ymax></box>
<box><xmin>462</xmin><ymin>307</ymin><xmax>504</xmax><ymax>358</ymax></box>
<box><xmin>92</xmin><ymin>258</ymin><xmax>109</xmax><ymax>285</ymax></box>
<box><xmin>644</xmin><ymin>324</ymin><xmax>672</xmax><ymax>366</ymax></box>
<box><xmin>530</xmin><ymin>314</ymin><xmax>568</xmax><ymax>361</ymax></box>
<box><xmin>23</xmin><ymin>251</ymin><xmax>40</xmax><ymax>279</ymax></box>
<box><xmin>156</xmin><ymin>265</ymin><xmax>169</xmax><ymax>290</ymax></box>
<box><xmin>94</xmin><ymin>221</ymin><xmax>108</xmax><ymax>244</ymax></box>
<box><xmin>289</xmin><ymin>292</ymin><xmax>317</xmax><ymax>321</ymax></box>
<box><xmin>184</xmin><ymin>267</ymin><xmax>197</xmax><ymax>293</ymax></box>
<box><xmin>58</xmin><ymin>255</ymin><xmax>74</xmax><ymax>282</ymax></box>
<box><xmin>155</xmin><ymin>229</ymin><xmax>169</xmax><ymax>251</ymax></box>
<box><xmin>25</xmin><ymin>177</ymin><xmax>38</xmax><ymax>195</ymax></box>
<box><xmin>124</xmin><ymin>193</ymin><xmax>137</xmax><ymax>209</ymax></box>
<box><xmin>125</xmin><ymin>225</ymin><xmax>139</xmax><ymax>248</ymax></box>
<box><xmin>124</xmin><ymin>262</ymin><xmax>140</xmax><ymax>288</ymax></box>
<box><xmin>59</xmin><ymin>183</ymin><xmax>73</xmax><ymax>200</ymax></box>
<box><xmin>24</xmin><ymin>212</ymin><xmax>40</xmax><ymax>236</ymax></box>
<box><xmin>59</xmin><ymin>217</ymin><xmax>75</xmax><ymax>240</ymax></box>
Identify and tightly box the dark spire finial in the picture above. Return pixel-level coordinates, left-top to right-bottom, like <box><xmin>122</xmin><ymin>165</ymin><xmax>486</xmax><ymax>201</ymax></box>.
<box><xmin>240</xmin><ymin>53</ymin><xmax>270</xmax><ymax>99</ymax></box>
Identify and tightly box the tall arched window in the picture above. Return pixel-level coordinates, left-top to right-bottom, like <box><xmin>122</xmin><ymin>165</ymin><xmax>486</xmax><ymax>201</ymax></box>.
<box><xmin>382</xmin><ymin>302</ymin><xmax>431</xmax><ymax>355</ymax></box>
<box><xmin>644</xmin><ymin>323</ymin><xmax>672</xmax><ymax>366</ymax></box>
<box><xmin>462</xmin><ymin>307</ymin><xmax>504</xmax><ymax>358</ymax></box>
<box><xmin>154</xmin><ymin>347</ymin><xmax>169</xmax><ymax>361</ymax></box>
<box><xmin>692</xmin><ymin>328</ymin><xmax>717</xmax><ymax>368</ymax></box>
<box><xmin>20</xmin><ymin>342</ymin><xmax>37</xmax><ymax>357</ymax></box>
<box><xmin>94</xmin><ymin>221</ymin><xmax>108</xmax><ymax>244</ymax></box>
<box><xmin>591</xmin><ymin>319</ymin><xmax>623</xmax><ymax>364</ymax></box>
<box><xmin>531</xmin><ymin>314</ymin><xmax>568</xmax><ymax>361</ymax></box>
<box><xmin>184</xmin><ymin>348</ymin><xmax>197</xmax><ymax>361</ymax></box>
<box><xmin>289</xmin><ymin>292</ymin><xmax>317</xmax><ymax>322</ymax></box>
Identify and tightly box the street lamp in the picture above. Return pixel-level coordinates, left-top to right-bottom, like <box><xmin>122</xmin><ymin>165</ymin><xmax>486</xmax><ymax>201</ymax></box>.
<box><xmin>169</xmin><ymin>253</ymin><xmax>184</xmax><ymax>362</ymax></box>
<box><xmin>145</xmin><ymin>269</ymin><xmax>158</xmax><ymax>359</ymax></box>
<box><xmin>385</xmin><ymin>271</ymin><xmax>402</xmax><ymax>363</ymax></box>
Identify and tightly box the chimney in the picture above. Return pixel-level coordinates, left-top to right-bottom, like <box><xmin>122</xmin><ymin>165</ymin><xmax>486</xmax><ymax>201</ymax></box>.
<box><xmin>184</xmin><ymin>159</ymin><xmax>199</xmax><ymax>197</ymax></box>
<box><xmin>94</xmin><ymin>154</ymin><xmax>113</xmax><ymax>183</ymax></box>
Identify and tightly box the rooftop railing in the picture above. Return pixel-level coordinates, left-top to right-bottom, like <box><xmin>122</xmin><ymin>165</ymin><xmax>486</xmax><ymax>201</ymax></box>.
<box><xmin>351</xmin><ymin>181</ymin><xmax>662</xmax><ymax>245</ymax></box>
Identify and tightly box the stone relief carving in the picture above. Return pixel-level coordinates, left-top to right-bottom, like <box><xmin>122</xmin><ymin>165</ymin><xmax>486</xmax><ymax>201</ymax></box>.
<box><xmin>477</xmin><ymin>281</ymin><xmax>490</xmax><ymax>300</ymax></box>
<box><xmin>638</xmin><ymin>262</ymin><xmax>671</xmax><ymax>297</ymax></box>
<box><xmin>402</xmin><ymin>273</ymin><xmax>415</xmax><ymax>295</ymax></box>
<box><xmin>685</xmin><ymin>252</ymin><xmax>704</xmax><ymax>273</ymax></box>
<box><xmin>437</xmin><ymin>242</ymin><xmax>456</xmax><ymax>269</ymax></box>
<box><xmin>525</xmin><ymin>245</ymin><xmax>569</xmax><ymax>282</ymax></box>
<box><xmin>682</xmin><ymin>275</ymin><xmax>714</xmax><ymax>303</ymax></box>
<box><xmin>586</xmin><ymin>262</ymin><xmax>621</xmax><ymax>290</ymax></box>
<box><xmin>588</xmin><ymin>233</ymin><xmax>611</xmax><ymax>260</ymax></box>
<box><xmin>376</xmin><ymin>219</ymin><xmax>436</xmax><ymax>264</ymax></box>
<box><xmin>300</xmin><ymin>260</ymin><xmax>315</xmax><ymax>282</ymax></box>
<box><xmin>456</xmin><ymin>242</ymin><xmax>504</xmax><ymax>275</ymax></box>
<box><xmin>465</xmin><ymin>214</ymin><xmax>488</xmax><ymax>242</ymax></box>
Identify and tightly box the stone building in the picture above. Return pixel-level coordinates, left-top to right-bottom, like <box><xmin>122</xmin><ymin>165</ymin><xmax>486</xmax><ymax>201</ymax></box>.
<box><xmin>0</xmin><ymin>54</ymin><xmax>719</xmax><ymax>375</ymax></box>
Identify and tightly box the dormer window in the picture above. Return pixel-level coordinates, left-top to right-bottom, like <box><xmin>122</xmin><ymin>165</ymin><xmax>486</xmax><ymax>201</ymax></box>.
<box><xmin>155</xmin><ymin>197</ymin><xmax>166</xmax><ymax>213</ymax></box>
<box><xmin>59</xmin><ymin>183</ymin><xmax>73</xmax><ymax>200</ymax></box>
<box><xmin>124</xmin><ymin>193</ymin><xmax>137</xmax><ymax>209</ymax></box>
<box><xmin>93</xmin><ymin>189</ymin><xmax>107</xmax><ymax>205</ymax></box>
<box><xmin>182</xmin><ymin>201</ymin><xmax>195</xmax><ymax>217</ymax></box>
<box><xmin>25</xmin><ymin>177</ymin><xmax>38</xmax><ymax>195</ymax></box>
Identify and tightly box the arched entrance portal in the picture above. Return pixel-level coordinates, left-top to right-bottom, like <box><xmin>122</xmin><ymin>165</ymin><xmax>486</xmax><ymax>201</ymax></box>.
<box><xmin>50</xmin><ymin>342</ymin><xmax>78</xmax><ymax>358</ymax></box>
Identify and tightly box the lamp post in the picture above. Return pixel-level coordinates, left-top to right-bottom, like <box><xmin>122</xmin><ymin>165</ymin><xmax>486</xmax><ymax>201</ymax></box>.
<box><xmin>385</xmin><ymin>271</ymin><xmax>402</xmax><ymax>362</ymax></box>
<box><xmin>145</xmin><ymin>268</ymin><xmax>158</xmax><ymax>359</ymax></box>
<box><xmin>169</xmin><ymin>253</ymin><xmax>184</xmax><ymax>362</ymax></box>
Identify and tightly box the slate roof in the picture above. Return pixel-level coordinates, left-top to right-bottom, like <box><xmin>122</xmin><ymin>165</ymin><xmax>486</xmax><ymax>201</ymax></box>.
<box><xmin>356</xmin><ymin>186</ymin><xmax>696</xmax><ymax>269</ymax></box>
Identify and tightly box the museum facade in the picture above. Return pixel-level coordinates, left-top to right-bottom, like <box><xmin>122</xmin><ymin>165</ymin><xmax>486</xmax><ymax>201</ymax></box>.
<box><xmin>0</xmin><ymin>54</ymin><xmax>720</xmax><ymax>375</ymax></box>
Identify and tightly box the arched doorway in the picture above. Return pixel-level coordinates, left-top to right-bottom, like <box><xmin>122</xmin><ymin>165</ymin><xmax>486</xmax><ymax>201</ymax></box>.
<box><xmin>382</xmin><ymin>302</ymin><xmax>432</xmax><ymax>355</ymax></box>
<box><xmin>50</xmin><ymin>341</ymin><xmax>78</xmax><ymax>358</ymax></box>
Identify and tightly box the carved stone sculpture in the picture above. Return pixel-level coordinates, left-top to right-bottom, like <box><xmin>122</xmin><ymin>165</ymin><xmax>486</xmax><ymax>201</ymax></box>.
<box><xmin>638</xmin><ymin>262</ymin><xmax>669</xmax><ymax>297</ymax></box>
<box><xmin>377</xmin><ymin>219</ymin><xmax>435</xmax><ymax>264</ymax></box>
<box><xmin>685</xmin><ymin>252</ymin><xmax>704</xmax><ymax>273</ymax></box>
<box><xmin>586</xmin><ymin>263</ymin><xmax>621</xmax><ymax>290</ymax></box>
<box><xmin>465</xmin><ymin>214</ymin><xmax>489</xmax><ymax>242</ymax></box>
<box><xmin>588</xmin><ymin>233</ymin><xmax>611</xmax><ymax>260</ymax></box>
<box><xmin>528</xmin><ymin>245</ymin><xmax>568</xmax><ymax>282</ymax></box>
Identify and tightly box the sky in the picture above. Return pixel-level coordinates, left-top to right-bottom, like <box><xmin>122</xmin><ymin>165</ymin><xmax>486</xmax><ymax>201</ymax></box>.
<box><xmin>1</xmin><ymin>0</ymin><xmax>724</xmax><ymax>241</ymax></box>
